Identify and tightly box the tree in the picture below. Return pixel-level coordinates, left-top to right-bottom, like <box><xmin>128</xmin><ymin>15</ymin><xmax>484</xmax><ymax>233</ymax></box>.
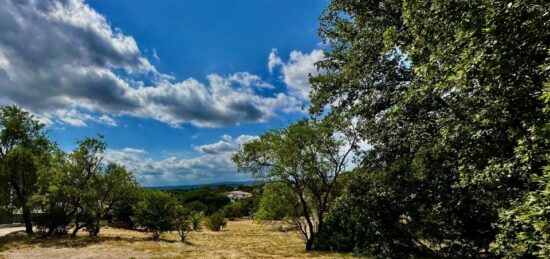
<box><xmin>255</xmin><ymin>182</ymin><xmax>300</xmax><ymax>221</ymax></box>
<box><xmin>174</xmin><ymin>207</ymin><xmax>193</xmax><ymax>242</ymax></box>
<box><xmin>493</xmin><ymin>55</ymin><xmax>550</xmax><ymax>258</ymax></box>
<box><xmin>189</xmin><ymin>211</ymin><xmax>204</xmax><ymax>231</ymax></box>
<box><xmin>176</xmin><ymin>189</ymin><xmax>230</xmax><ymax>215</ymax></box>
<box><xmin>232</xmin><ymin>118</ymin><xmax>358</xmax><ymax>250</ymax></box>
<box><xmin>31</xmin><ymin>137</ymin><xmax>138</xmax><ymax>237</ymax></box>
<box><xmin>494</xmin><ymin>168</ymin><xmax>550</xmax><ymax>258</ymax></box>
<box><xmin>132</xmin><ymin>190</ymin><xmax>178</xmax><ymax>240</ymax></box>
<box><xmin>0</xmin><ymin>105</ymin><xmax>50</xmax><ymax>234</ymax></box>
<box><xmin>223</xmin><ymin>202</ymin><xmax>243</xmax><ymax>221</ymax></box>
<box><xmin>204</xmin><ymin>211</ymin><xmax>226</xmax><ymax>231</ymax></box>
<box><xmin>67</xmin><ymin>136</ymin><xmax>107</xmax><ymax>237</ymax></box>
<box><xmin>31</xmin><ymin>148</ymin><xmax>74</xmax><ymax>236</ymax></box>
<box><xmin>83</xmin><ymin>163</ymin><xmax>137</xmax><ymax>236</ymax></box>
<box><xmin>310</xmin><ymin>0</ymin><xmax>549</xmax><ymax>256</ymax></box>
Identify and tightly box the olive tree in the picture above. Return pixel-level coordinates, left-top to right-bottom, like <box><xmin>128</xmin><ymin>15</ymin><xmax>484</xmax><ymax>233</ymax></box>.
<box><xmin>0</xmin><ymin>105</ymin><xmax>50</xmax><ymax>234</ymax></box>
<box><xmin>232</xmin><ymin>118</ymin><xmax>358</xmax><ymax>250</ymax></box>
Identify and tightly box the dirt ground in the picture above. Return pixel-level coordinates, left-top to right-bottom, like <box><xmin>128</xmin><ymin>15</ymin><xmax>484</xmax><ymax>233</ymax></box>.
<box><xmin>0</xmin><ymin>220</ymin><xmax>352</xmax><ymax>259</ymax></box>
<box><xmin>0</xmin><ymin>228</ymin><xmax>26</xmax><ymax>238</ymax></box>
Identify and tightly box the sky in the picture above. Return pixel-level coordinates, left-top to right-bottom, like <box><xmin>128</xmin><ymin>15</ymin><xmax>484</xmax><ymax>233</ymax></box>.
<box><xmin>0</xmin><ymin>0</ymin><xmax>329</xmax><ymax>186</ymax></box>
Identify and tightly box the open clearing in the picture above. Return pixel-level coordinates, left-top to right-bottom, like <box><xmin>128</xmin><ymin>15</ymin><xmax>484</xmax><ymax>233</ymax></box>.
<box><xmin>0</xmin><ymin>220</ymin><xmax>352</xmax><ymax>259</ymax></box>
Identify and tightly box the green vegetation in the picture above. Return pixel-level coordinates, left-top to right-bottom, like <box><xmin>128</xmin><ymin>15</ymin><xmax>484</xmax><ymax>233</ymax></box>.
<box><xmin>189</xmin><ymin>210</ymin><xmax>204</xmax><ymax>231</ymax></box>
<box><xmin>1</xmin><ymin>1</ymin><xmax>548</xmax><ymax>258</ymax></box>
<box><xmin>132</xmin><ymin>190</ymin><xmax>179</xmax><ymax>240</ymax></box>
<box><xmin>204</xmin><ymin>211</ymin><xmax>227</xmax><ymax>231</ymax></box>
<box><xmin>233</xmin><ymin>118</ymin><xmax>358</xmax><ymax>250</ymax></box>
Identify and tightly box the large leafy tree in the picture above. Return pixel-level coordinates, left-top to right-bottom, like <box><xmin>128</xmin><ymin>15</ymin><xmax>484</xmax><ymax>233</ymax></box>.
<box><xmin>310</xmin><ymin>0</ymin><xmax>549</xmax><ymax>256</ymax></box>
<box><xmin>32</xmin><ymin>136</ymin><xmax>137</xmax><ymax>237</ymax></box>
<box><xmin>232</xmin><ymin>118</ymin><xmax>358</xmax><ymax>250</ymax></box>
<box><xmin>132</xmin><ymin>190</ymin><xmax>179</xmax><ymax>240</ymax></box>
<box><xmin>83</xmin><ymin>162</ymin><xmax>137</xmax><ymax>236</ymax></box>
<box><xmin>0</xmin><ymin>105</ymin><xmax>50</xmax><ymax>234</ymax></box>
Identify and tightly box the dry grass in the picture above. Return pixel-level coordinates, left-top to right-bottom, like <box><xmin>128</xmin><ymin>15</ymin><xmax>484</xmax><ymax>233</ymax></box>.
<box><xmin>0</xmin><ymin>220</ymin><xmax>353</xmax><ymax>259</ymax></box>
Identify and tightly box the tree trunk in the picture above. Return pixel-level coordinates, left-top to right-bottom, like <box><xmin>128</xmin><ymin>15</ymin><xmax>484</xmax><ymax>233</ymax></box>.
<box><xmin>92</xmin><ymin>219</ymin><xmax>101</xmax><ymax>236</ymax></box>
<box><xmin>305</xmin><ymin>236</ymin><xmax>315</xmax><ymax>251</ymax></box>
<box><xmin>22</xmin><ymin>206</ymin><xmax>33</xmax><ymax>234</ymax></box>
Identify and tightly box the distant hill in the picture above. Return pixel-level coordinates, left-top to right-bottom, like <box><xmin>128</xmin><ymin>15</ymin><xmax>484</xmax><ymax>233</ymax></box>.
<box><xmin>146</xmin><ymin>180</ymin><xmax>259</xmax><ymax>190</ymax></box>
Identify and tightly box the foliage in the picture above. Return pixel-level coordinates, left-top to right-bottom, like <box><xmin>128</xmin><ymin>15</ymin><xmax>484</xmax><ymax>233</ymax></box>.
<box><xmin>132</xmin><ymin>190</ymin><xmax>179</xmax><ymax>240</ymax></box>
<box><xmin>0</xmin><ymin>105</ymin><xmax>50</xmax><ymax>234</ymax></box>
<box><xmin>310</xmin><ymin>0</ymin><xmax>550</xmax><ymax>257</ymax></box>
<box><xmin>108</xmin><ymin>184</ymin><xmax>143</xmax><ymax>228</ymax></box>
<box><xmin>223</xmin><ymin>202</ymin><xmax>243</xmax><ymax>221</ymax></box>
<box><xmin>82</xmin><ymin>162</ymin><xmax>138</xmax><ymax>236</ymax></box>
<box><xmin>494</xmin><ymin>168</ymin><xmax>550</xmax><ymax>258</ymax></box>
<box><xmin>31</xmin><ymin>137</ymin><xmax>137</xmax><ymax>236</ymax></box>
<box><xmin>190</xmin><ymin>211</ymin><xmax>205</xmax><ymax>231</ymax></box>
<box><xmin>255</xmin><ymin>182</ymin><xmax>300</xmax><ymax>221</ymax></box>
<box><xmin>493</xmin><ymin>56</ymin><xmax>550</xmax><ymax>258</ymax></box>
<box><xmin>204</xmin><ymin>211</ymin><xmax>226</xmax><ymax>231</ymax></box>
<box><xmin>174</xmin><ymin>207</ymin><xmax>193</xmax><ymax>242</ymax></box>
<box><xmin>176</xmin><ymin>189</ymin><xmax>230</xmax><ymax>215</ymax></box>
<box><xmin>233</xmin><ymin>118</ymin><xmax>358</xmax><ymax>250</ymax></box>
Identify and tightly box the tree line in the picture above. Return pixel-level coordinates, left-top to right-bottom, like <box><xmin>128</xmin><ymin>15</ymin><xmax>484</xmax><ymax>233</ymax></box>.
<box><xmin>0</xmin><ymin>106</ymin><xmax>257</xmax><ymax>241</ymax></box>
<box><xmin>233</xmin><ymin>0</ymin><xmax>549</xmax><ymax>258</ymax></box>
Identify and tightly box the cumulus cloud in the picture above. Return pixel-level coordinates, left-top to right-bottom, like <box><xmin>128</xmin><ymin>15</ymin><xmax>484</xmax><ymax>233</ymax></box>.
<box><xmin>194</xmin><ymin>134</ymin><xmax>258</xmax><ymax>154</ymax></box>
<box><xmin>0</xmin><ymin>0</ymin><xmax>302</xmax><ymax>128</ymax></box>
<box><xmin>268</xmin><ymin>48</ymin><xmax>324</xmax><ymax>100</ymax></box>
<box><xmin>106</xmin><ymin>135</ymin><xmax>257</xmax><ymax>186</ymax></box>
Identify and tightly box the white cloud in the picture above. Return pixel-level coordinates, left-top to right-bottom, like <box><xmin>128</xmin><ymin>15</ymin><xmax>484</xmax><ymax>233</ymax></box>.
<box><xmin>194</xmin><ymin>134</ymin><xmax>258</xmax><ymax>154</ymax></box>
<box><xmin>268</xmin><ymin>48</ymin><xmax>283</xmax><ymax>73</ymax></box>
<box><xmin>0</xmin><ymin>0</ymin><xmax>302</xmax><ymax>128</ymax></box>
<box><xmin>269</xmin><ymin>48</ymin><xmax>324</xmax><ymax>100</ymax></box>
<box><xmin>106</xmin><ymin>134</ymin><xmax>257</xmax><ymax>186</ymax></box>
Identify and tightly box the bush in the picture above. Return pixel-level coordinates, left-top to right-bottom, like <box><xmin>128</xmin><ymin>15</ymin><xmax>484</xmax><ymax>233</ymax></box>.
<box><xmin>223</xmin><ymin>203</ymin><xmax>243</xmax><ymax>220</ymax></box>
<box><xmin>132</xmin><ymin>190</ymin><xmax>178</xmax><ymax>240</ymax></box>
<box><xmin>204</xmin><ymin>211</ymin><xmax>226</xmax><ymax>231</ymax></box>
<box><xmin>174</xmin><ymin>207</ymin><xmax>192</xmax><ymax>242</ymax></box>
<box><xmin>190</xmin><ymin>211</ymin><xmax>204</xmax><ymax>231</ymax></box>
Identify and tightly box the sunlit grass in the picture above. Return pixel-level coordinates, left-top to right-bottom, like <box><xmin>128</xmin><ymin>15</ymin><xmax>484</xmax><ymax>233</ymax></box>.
<box><xmin>0</xmin><ymin>220</ymin><xmax>353</xmax><ymax>258</ymax></box>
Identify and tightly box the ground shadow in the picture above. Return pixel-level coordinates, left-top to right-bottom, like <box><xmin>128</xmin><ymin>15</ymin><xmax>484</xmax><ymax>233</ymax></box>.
<box><xmin>0</xmin><ymin>230</ymin><xmax>152</xmax><ymax>251</ymax></box>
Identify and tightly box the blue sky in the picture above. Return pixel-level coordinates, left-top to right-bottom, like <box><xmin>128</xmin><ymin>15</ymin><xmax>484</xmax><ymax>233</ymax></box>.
<box><xmin>0</xmin><ymin>0</ymin><xmax>328</xmax><ymax>186</ymax></box>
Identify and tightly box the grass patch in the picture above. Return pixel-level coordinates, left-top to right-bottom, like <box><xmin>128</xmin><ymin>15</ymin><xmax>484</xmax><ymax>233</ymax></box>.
<box><xmin>0</xmin><ymin>220</ymin><xmax>354</xmax><ymax>258</ymax></box>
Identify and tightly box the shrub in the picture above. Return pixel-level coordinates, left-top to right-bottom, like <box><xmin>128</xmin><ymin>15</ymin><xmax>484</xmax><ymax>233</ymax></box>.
<box><xmin>223</xmin><ymin>203</ymin><xmax>243</xmax><ymax>221</ymax></box>
<box><xmin>204</xmin><ymin>211</ymin><xmax>226</xmax><ymax>231</ymax></box>
<box><xmin>190</xmin><ymin>211</ymin><xmax>205</xmax><ymax>231</ymax></box>
<box><xmin>132</xmin><ymin>190</ymin><xmax>178</xmax><ymax>240</ymax></box>
<box><xmin>174</xmin><ymin>207</ymin><xmax>192</xmax><ymax>242</ymax></box>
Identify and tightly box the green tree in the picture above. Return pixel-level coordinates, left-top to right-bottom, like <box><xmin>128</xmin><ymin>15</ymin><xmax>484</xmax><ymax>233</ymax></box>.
<box><xmin>255</xmin><ymin>182</ymin><xmax>300</xmax><ymax>221</ymax></box>
<box><xmin>83</xmin><ymin>163</ymin><xmax>138</xmax><ymax>236</ymax></box>
<box><xmin>233</xmin><ymin>118</ymin><xmax>358</xmax><ymax>250</ymax></box>
<box><xmin>176</xmin><ymin>189</ymin><xmax>230</xmax><ymax>215</ymax></box>
<box><xmin>223</xmin><ymin>202</ymin><xmax>243</xmax><ymax>221</ymax></box>
<box><xmin>204</xmin><ymin>211</ymin><xmax>226</xmax><ymax>231</ymax></box>
<box><xmin>494</xmin><ymin>168</ymin><xmax>550</xmax><ymax>258</ymax></box>
<box><xmin>174</xmin><ymin>207</ymin><xmax>193</xmax><ymax>242</ymax></box>
<box><xmin>31</xmin><ymin>148</ymin><xmax>74</xmax><ymax>236</ymax></box>
<box><xmin>189</xmin><ymin>210</ymin><xmax>205</xmax><ymax>231</ymax></box>
<box><xmin>493</xmin><ymin>55</ymin><xmax>550</xmax><ymax>258</ymax></box>
<box><xmin>132</xmin><ymin>190</ymin><xmax>178</xmax><ymax>240</ymax></box>
<box><xmin>0</xmin><ymin>105</ymin><xmax>50</xmax><ymax>234</ymax></box>
<box><xmin>310</xmin><ymin>0</ymin><xmax>549</xmax><ymax>256</ymax></box>
<box><xmin>67</xmin><ymin>136</ymin><xmax>107</xmax><ymax>237</ymax></box>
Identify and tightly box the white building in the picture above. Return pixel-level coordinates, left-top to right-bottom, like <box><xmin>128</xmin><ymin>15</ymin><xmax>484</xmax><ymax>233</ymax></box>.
<box><xmin>226</xmin><ymin>191</ymin><xmax>252</xmax><ymax>202</ymax></box>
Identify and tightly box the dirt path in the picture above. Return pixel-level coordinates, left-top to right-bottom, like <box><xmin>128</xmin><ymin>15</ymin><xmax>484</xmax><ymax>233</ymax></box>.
<box><xmin>0</xmin><ymin>227</ymin><xmax>25</xmax><ymax>237</ymax></box>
